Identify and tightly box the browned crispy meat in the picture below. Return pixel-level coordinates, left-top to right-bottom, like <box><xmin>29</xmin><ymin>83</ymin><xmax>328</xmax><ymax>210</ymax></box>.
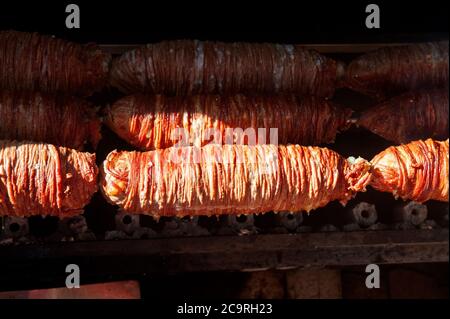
<box><xmin>358</xmin><ymin>89</ymin><xmax>448</xmax><ymax>143</ymax></box>
<box><xmin>101</xmin><ymin>144</ymin><xmax>371</xmax><ymax>217</ymax></box>
<box><xmin>0</xmin><ymin>141</ymin><xmax>98</xmax><ymax>217</ymax></box>
<box><xmin>344</xmin><ymin>42</ymin><xmax>449</xmax><ymax>99</ymax></box>
<box><xmin>0</xmin><ymin>91</ymin><xmax>101</xmax><ymax>150</ymax></box>
<box><xmin>105</xmin><ymin>94</ymin><xmax>352</xmax><ymax>150</ymax></box>
<box><xmin>370</xmin><ymin>139</ymin><xmax>449</xmax><ymax>202</ymax></box>
<box><xmin>110</xmin><ymin>40</ymin><xmax>344</xmax><ymax>97</ymax></box>
<box><xmin>0</xmin><ymin>30</ymin><xmax>111</xmax><ymax>96</ymax></box>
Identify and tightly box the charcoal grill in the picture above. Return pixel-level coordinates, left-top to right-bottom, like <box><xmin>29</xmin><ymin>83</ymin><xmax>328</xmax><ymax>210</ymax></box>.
<box><xmin>0</xmin><ymin>40</ymin><xmax>448</xmax><ymax>295</ymax></box>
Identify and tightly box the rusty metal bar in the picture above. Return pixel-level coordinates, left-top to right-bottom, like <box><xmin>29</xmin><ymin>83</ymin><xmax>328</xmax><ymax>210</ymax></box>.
<box><xmin>0</xmin><ymin>230</ymin><xmax>447</xmax><ymax>275</ymax></box>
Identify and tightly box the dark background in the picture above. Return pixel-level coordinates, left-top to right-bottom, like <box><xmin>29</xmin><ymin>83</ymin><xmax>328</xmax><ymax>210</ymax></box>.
<box><xmin>0</xmin><ymin>1</ymin><xmax>448</xmax><ymax>43</ymax></box>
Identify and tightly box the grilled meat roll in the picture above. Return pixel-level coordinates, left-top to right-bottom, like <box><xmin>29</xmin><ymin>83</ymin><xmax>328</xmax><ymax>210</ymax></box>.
<box><xmin>110</xmin><ymin>40</ymin><xmax>344</xmax><ymax>97</ymax></box>
<box><xmin>370</xmin><ymin>139</ymin><xmax>449</xmax><ymax>202</ymax></box>
<box><xmin>344</xmin><ymin>41</ymin><xmax>449</xmax><ymax>99</ymax></box>
<box><xmin>0</xmin><ymin>30</ymin><xmax>110</xmax><ymax>96</ymax></box>
<box><xmin>358</xmin><ymin>89</ymin><xmax>448</xmax><ymax>143</ymax></box>
<box><xmin>0</xmin><ymin>91</ymin><xmax>101</xmax><ymax>150</ymax></box>
<box><xmin>101</xmin><ymin>144</ymin><xmax>371</xmax><ymax>217</ymax></box>
<box><xmin>105</xmin><ymin>94</ymin><xmax>352</xmax><ymax>150</ymax></box>
<box><xmin>0</xmin><ymin>141</ymin><xmax>98</xmax><ymax>217</ymax></box>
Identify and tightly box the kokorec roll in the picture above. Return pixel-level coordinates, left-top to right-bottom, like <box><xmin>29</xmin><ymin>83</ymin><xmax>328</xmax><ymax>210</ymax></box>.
<box><xmin>0</xmin><ymin>141</ymin><xmax>98</xmax><ymax>217</ymax></box>
<box><xmin>110</xmin><ymin>40</ymin><xmax>344</xmax><ymax>97</ymax></box>
<box><xmin>370</xmin><ymin>139</ymin><xmax>449</xmax><ymax>202</ymax></box>
<box><xmin>358</xmin><ymin>89</ymin><xmax>448</xmax><ymax>143</ymax></box>
<box><xmin>0</xmin><ymin>91</ymin><xmax>101</xmax><ymax>150</ymax></box>
<box><xmin>344</xmin><ymin>41</ymin><xmax>449</xmax><ymax>99</ymax></box>
<box><xmin>105</xmin><ymin>94</ymin><xmax>352</xmax><ymax>150</ymax></box>
<box><xmin>0</xmin><ymin>30</ymin><xmax>111</xmax><ymax>96</ymax></box>
<box><xmin>101</xmin><ymin>144</ymin><xmax>371</xmax><ymax>217</ymax></box>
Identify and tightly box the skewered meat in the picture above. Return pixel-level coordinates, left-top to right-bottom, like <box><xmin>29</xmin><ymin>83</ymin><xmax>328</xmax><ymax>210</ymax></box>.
<box><xmin>0</xmin><ymin>30</ymin><xmax>111</xmax><ymax>96</ymax></box>
<box><xmin>0</xmin><ymin>141</ymin><xmax>98</xmax><ymax>217</ymax></box>
<box><xmin>344</xmin><ymin>41</ymin><xmax>449</xmax><ymax>99</ymax></box>
<box><xmin>101</xmin><ymin>144</ymin><xmax>371</xmax><ymax>217</ymax></box>
<box><xmin>110</xmin><ymin>40</ymin><xmax>344</xmax><ymax>97</ymax></box>
<box><xmin>358</xmin><ymin>89</ymin><xmax>449</xmax><ymax>143</ymax></box>
<box><xmin>105</xmin><ymin>94</ymin><xmax>352</xmax><ymax>150</ymax></box>
<box><xmin>0</xmin><ymin>91</ymin><xmax>101</xmax><ymax>150</ymax></box>
<box><xmin>370</xmin><ymin>139</ymin><xmax>449</xmax><ymax>202</ymax></box>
